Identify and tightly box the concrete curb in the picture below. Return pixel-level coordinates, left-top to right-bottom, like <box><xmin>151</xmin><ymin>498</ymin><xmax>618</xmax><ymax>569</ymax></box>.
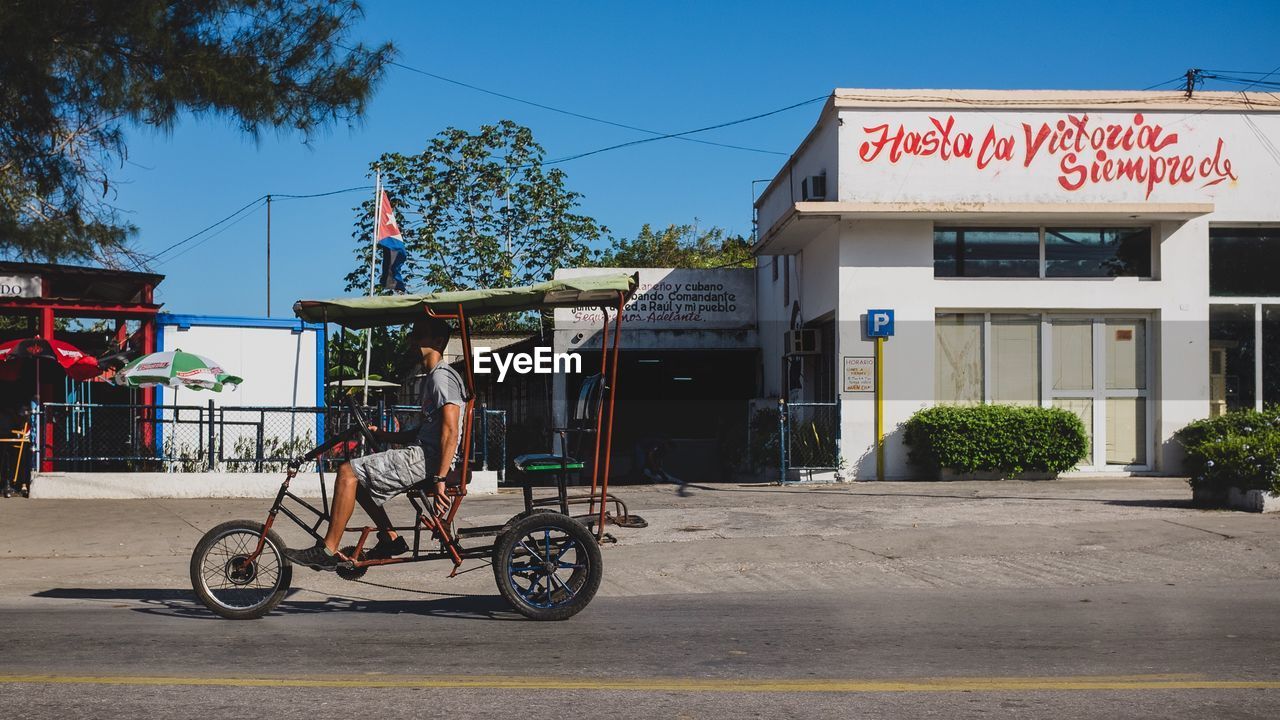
<box><xmin>1228</xmin><ymin>487</ymin><xmax>1280</xmax><ymax>513</ymax></box>
<box><xmin>28</xmin><ymin>471</ymin><xmax>499</xmax><ymax>499</ymax></box>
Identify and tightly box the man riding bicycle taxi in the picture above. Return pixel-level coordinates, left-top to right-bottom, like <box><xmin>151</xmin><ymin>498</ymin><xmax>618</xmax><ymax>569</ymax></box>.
<box><xmin>284</xmin><ymin>318</ymin><xmax>466</xmax><ymax>571</ymax></box>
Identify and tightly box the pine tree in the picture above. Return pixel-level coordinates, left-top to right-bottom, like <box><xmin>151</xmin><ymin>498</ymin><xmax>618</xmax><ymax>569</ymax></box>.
<box><xmin>0</xmin><ymin>0</ymin><xmax>393</xmax><ymax>265</ymax></box>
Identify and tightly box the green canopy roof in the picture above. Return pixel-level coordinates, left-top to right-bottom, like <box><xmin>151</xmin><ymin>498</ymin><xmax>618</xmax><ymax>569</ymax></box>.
<box><xmin>293</xmin><ymin>272</ymin><xmax>637</xmax><ymax>328</ymax></box>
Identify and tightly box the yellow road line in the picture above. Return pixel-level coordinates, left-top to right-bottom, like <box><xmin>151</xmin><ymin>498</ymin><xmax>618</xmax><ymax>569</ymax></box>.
<box><xmin>0</xmin><ymin>673</ymin><xmax>1277</xmax><ymax>693</ymax></box>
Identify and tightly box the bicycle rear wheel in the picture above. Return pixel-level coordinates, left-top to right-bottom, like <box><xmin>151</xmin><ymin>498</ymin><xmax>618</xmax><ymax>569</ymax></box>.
<box><xmin>493</xmin><ymin>512</ymin><xmax>602</xmax><ymax>621</ymax></box>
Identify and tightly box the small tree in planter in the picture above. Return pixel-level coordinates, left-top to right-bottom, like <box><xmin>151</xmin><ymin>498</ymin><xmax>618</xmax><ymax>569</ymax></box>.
<box><xmin>1175</xmin><ymin>408</ymin><xmax>1280</xmax><ymax>505</ymax></box>
<box><xmin>903</xmin><ymin>405</ymin><xmax>1088</xmax><ymax>479</ymax></box>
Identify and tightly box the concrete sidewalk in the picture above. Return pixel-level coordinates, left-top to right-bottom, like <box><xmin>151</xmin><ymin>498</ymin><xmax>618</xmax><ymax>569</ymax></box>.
<box><xmin>1</xmin><ymin>478</ymin><xmax>1277</xmax><ymax>608</ymax></box>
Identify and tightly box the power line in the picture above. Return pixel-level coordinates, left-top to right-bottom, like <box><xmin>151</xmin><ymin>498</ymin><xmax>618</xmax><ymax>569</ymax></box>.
<box><xmin>272</xmin><ymin>185</ymin><xmax>374</xmax><ymax>201</ymax></box>
<box><xmin>1202</xmin><ymin>73</ymin><xmax>1280</xmax><ymax>90</ymax></box>
<box><xmin>375</xmin><ymin>56</ymin><xmax>788</xmax><ymax>157</ymax></box>
<box><xmin>136</xmin><ymin>185</ymin><xmax>375</xmax><ymax>270</ymax></box>
<box><xmin>536</xmin><ymin>94</ymin><xmax>830</xmax><ymax>167</ymax></box>
<box><xmin>1141</xmin><ymin>75</ymin><xmax>1187</xmax><ymax>91</ymax></box>
<box><xmin>132</xmin><ymin>195</ymin><xmax>266</xmax><ymax>269</ymax></box>
<box><xmin>154</xmin><ymin>201</ymin><xmax>266</xmax><ymax>267</ymax></box>
<box><xmin>241</xmin><ymin>7</ymin><xmax>788</xmax><ymax>157</ymax></box>
<box><xmin>1201</xmin><ymin>69</ymin><xmax>1280</xmax><ymax>76</ymax></box>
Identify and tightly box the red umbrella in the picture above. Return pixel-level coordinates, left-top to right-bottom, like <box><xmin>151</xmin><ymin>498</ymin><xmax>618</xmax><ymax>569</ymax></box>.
<box><xmin>0</xmin><ymin>337</ymin><xmax>101</xmax><ymax>382</ymax></box>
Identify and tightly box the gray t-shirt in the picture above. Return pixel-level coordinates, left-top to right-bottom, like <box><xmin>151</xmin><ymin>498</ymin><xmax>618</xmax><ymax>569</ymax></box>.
<box><xmin>415</xmin><ymin>364</ymin><xmax>467</xmax><ymax>469</ymax></box>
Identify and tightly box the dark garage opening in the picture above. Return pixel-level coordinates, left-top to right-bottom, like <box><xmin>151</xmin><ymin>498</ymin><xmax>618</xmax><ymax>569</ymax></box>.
<box><xmin>571</xmin><ymin>349</ymin><xmax>758</xmax><ymax>483</ymax></box>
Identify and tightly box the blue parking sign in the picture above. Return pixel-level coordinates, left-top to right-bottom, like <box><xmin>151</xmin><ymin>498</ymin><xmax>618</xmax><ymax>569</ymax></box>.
<box><xmin>866</xmin><ymin>309</ymin><xmax>894</xmax><ymax>338</ymax></box>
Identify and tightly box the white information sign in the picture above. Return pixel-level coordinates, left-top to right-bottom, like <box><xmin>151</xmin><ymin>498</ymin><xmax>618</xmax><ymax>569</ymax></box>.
<box><xmin>843</xmin><ymin>356</ymin><xmax>875</xmax><ymax>393</ymax></box>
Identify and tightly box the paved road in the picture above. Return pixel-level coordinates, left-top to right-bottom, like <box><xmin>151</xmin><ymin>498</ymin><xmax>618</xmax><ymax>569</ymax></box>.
<box><xmin>2</xmin><ymin>479</ymin><xmax>1279</xmax><ymax>717</ymax></box>
<box><xmin>3</xmin><ymin>584</ymin><xmax>1279</xmax><ymax>718</ymax></box>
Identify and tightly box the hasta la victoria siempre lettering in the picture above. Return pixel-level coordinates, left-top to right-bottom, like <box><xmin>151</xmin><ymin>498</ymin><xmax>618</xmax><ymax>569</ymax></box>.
<box><xmin>858</xmin><ymin>113</ymin><xmax>1237</xmax><ymax>198</ymax></box>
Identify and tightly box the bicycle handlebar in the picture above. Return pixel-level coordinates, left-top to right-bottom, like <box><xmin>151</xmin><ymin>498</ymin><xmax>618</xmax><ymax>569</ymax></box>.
<box><xmin>289</xmin><ymin>425</ymin><xmax>363</xmax><ymax>469</ymax></box>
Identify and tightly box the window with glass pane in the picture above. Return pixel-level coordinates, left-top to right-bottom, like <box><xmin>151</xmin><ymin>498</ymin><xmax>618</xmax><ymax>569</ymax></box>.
<box><xmin>1209</xmin><ymin>305</ymin><xmax>1255</xmax><ymax>414</ymax></box>
<box><xmin>1264</xmin><ymin>306</ymin><xmax>1280</xmax><ymax>408</ymax></box>
<box><xmin>935</xmin><ymin>314</ymin><xmax>983</xmax><ymax>403</ymax></box>
<box><xmin>935</xmin><ymin>228</ymin><xmax>1039</xmax><ymax>277</ymax></box>
<box><xmin>1052</xmin><ymin>320</ymin><xmax>1092</xmax><ymax>391</ymax></box>
<box><xmin>1106</xmin><ymin>398</ymin><xmax>1146</xmax><ymax>465</ymax></box>
<box><xmin>1053</xmin><ymin>398</ymin><xmax>1093</xmax><ymax>459</ymax></box>
<box><xmin>990</xmin><ymin>315</ymin><xmax>1040</xmax><ymax>405</ymax></box>
<box><xmin>1105</xmin><ymin>319</ymin><xmax>1146</xmax><ymax>390</ymax></box>
<box><xmin>1210</xmin><ymin>228</ymin><xmax>1280</xmax><ymax>296</ymax></box>
<box><xmin>1044</xmin><ymin>228</ymin><xmax>1151</xmax><ymax>278</ymax></box>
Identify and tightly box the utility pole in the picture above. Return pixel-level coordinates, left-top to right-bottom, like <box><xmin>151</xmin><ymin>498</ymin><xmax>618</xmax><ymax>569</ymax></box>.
<box><xmin>265</xmin><ymin>194</ymin><xmax>272</xmax><ymax>317</ymax></box>
<box><xmin>362</xmin><ymin>171</ymin><xmax>380</xmax><ymax>406</ymax></box>
<box><xmin>1185</xmin><ymin>69</ymin><xmax>1199</xmax><ymax>99</ymax></box>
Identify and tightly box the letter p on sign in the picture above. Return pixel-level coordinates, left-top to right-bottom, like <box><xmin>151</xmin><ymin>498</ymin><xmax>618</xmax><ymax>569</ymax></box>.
<box><xmin>866</xmin><ymin>309</ymin><xmax>894</xmax><ymax>338</ymax></box>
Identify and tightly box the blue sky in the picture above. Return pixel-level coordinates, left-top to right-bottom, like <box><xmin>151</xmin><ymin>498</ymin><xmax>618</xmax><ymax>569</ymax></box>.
<box><xmin>110</xmin><ymin>0</ymin><xmax>1280</xmax><ymax>317</ymax></box>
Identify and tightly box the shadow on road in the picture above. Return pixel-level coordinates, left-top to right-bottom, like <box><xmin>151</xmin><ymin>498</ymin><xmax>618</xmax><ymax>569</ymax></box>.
<box><xmin>1102</xmin><ymin>498</ymin><xmax>1198</xmax><ymax>509</ymax></box>
<box><xmin>32</xmin><ymin>587</ymin><xmax>522</xmax><ymax>622</ymax></box>
<box><xmin>667</xmin><ymin>483</ymin><xmax>1199</xmax><ymax>507</ymax></box>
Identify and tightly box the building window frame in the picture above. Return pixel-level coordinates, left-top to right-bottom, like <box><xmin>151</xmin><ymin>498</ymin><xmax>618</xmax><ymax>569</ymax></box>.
<box><xmin>1207</xmin><ymin>299</ymin><xmax>1280</xmax><ymax>413</ymax></box>
<box><xmin>934</xmin><ymin>225</ymin><xmax>1155</xmax><ymax>280</ymax></box>
<box><xmin>1209</xmin><ymin>227</ymin><xmax>1280</xmax><ymax>297</ymax></box>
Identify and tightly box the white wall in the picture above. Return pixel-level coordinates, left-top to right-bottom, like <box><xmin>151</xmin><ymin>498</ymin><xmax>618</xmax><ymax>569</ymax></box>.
<box><xmin>831</xmin><ymin>217</ymin><xmax>1213</xmax><ymax>478</ymax></box>
<box><xmin>158</xmin><ymin>321</ymin><xmax>322</xmax><ymax>460</ymax></box>
<box><xmin>837</xmin><ymin>220</ymin><xmax>935</xmax><ymax>478</ymax></box>
<box><xmin>836</xmin><ymin>108</ymin><xmax>1280</xmax><ymax>219</ymax></box>
<box><xmin>756</xmin><ymin>109</ymin><xmax>839</xmax><ymax>236</ymax></box>
<box><xmin>159</xmin><ymin>324</ymin><xmax>320</xmax><ymax>408</ymax></box>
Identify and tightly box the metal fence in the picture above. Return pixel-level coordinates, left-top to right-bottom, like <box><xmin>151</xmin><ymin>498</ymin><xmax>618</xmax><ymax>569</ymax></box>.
<box><xmin>779</xmin><ymin>401</ymin><xmax>841</xmax><ymax>483</ymax></box>
<box><xmin>34</xmin><ymin>402</ymin><xmax>506</xmax><ymax>474</ymax></box>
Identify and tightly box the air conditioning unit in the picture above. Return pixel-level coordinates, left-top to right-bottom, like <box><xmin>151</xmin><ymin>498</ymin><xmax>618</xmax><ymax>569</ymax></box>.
<box><xmin>801</xmin><ymin>173</ymin><xmax>827</xmax><ymax>201</ymax></box>
<box><xmin>785</xmin><ymin>328</ymin><xmax>821</xmax><ymax>356</ymax></box>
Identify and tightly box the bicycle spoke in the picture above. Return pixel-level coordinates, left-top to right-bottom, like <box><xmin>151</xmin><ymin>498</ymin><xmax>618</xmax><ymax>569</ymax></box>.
<box><xmin>517</xmin><ymin>539</ymin><xmax>546</xmax><ymax>564</ymax></box>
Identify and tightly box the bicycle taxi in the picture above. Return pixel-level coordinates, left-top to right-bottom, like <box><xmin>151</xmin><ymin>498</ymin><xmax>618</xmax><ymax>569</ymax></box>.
<box><xmin>190</xmin><ymin>272</ymin><xmax>644</xmax><ymax>621</ymax></box>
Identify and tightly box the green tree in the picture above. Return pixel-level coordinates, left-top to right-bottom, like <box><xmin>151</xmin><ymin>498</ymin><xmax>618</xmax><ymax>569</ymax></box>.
<box><xmin>597</xmin><ymin>223</ymin><xmax>754</xmax><ymax>269</ymax></box>
<box><xmin>326</xmin><ymin>325</ymin><xmax>408</xmax><ymax>401</ymax></box>
<box><xmin>0</xmin><ymin>0</ymin><xmax>393</xmax><ymax>265</ymax></box>
<box><xmin>345</xmin><ymin>121</ymin><xmax>605</xmax><ymax>300</ymax></box>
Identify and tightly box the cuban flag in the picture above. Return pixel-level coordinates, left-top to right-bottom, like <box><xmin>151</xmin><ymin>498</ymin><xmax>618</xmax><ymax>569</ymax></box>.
<box><xmin>376</xmin><ymin>190</ymin><xmax>408</xmax><ymax>293</ymax></box>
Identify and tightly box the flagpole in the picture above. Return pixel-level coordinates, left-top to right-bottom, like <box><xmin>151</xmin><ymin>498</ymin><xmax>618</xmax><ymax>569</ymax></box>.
<box><xmin>362</xmin><ymin>170</ymin><xmax>380</xmax><ymax>406</ymax></box>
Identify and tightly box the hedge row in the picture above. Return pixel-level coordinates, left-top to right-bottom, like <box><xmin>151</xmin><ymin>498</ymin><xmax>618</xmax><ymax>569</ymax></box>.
<box><xmin>1174</xmin><ymin>407</ymin><xmax>1280</xmax><ymax>495</ymax></box>
<box><xmin>903</xmin><ymin>404</ymin><xmax>1089</xmax><ymax>476</ymax></box>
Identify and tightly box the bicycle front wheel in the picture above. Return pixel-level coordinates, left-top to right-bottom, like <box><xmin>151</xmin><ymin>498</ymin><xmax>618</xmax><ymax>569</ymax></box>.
<box><xmin>190</xmin><ymin>520</ymin><xmax>292</xmax><ymax>620</ymax></box>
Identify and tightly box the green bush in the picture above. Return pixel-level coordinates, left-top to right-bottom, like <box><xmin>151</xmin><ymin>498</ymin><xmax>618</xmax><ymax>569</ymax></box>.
<box><xmin>1174</xmin><ymin>408</ymin><xmax>1280</xmax><ymax>494</ymax></box>
<box><xmin>903</xmin><ymin>404</ymin><xmax>1089</xmax><ymax>476</ymax></box>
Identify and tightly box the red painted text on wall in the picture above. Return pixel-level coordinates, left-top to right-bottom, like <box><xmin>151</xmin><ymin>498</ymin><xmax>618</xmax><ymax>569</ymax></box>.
<box><xmin>857</xmin><ymin>113</ymin><xmax>1237</xmax><ymax>198</ymax></box>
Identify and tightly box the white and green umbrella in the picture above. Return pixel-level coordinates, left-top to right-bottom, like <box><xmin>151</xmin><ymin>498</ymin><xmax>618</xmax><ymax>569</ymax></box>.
<box><xmin>114</xmin><ymin>350</ymin><xmax>243</xmax><ymax>391</ymax></box>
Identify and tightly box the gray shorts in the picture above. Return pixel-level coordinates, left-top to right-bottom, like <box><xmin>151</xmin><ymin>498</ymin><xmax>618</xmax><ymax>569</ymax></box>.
<box><xmin>349</xmin><ymin>446</ymin><xmax>430</xmax><ymax>505</ymax></box>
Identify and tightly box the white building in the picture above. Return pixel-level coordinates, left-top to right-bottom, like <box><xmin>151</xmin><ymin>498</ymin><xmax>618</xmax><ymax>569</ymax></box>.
<box><xmin>754</xmin><ymin>89</ymin><xmax>1280</xmax><ymax>478</ymax></box>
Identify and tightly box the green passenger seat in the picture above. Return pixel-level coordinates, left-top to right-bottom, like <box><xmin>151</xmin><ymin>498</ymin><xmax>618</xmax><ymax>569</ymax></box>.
<box><xmin>514</xmin><ymin>453</ymin><xmax>584</xmax><ymax>473</ymax></box>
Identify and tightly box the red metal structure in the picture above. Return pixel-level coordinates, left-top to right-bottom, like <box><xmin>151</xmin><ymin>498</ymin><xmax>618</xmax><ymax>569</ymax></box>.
<box><xmin>0</xmin><ymin>262</ymin><xmax>163</xmax><ymax>469</ymax></box>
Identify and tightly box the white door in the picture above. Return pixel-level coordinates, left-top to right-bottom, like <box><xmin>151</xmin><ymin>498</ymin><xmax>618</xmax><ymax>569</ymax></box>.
<box><xmin>1048</xmin><ymin>316</ymin><xmax>1151</xmax><ymax>470</ymax></box>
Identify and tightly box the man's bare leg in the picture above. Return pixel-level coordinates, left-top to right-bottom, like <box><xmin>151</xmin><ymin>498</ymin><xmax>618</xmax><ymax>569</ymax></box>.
<box><xmin>322</xmin><ymin>463</ymin><xmax>359</xmax><ymax>553</ymax></box>
<box><xmin>355</xmin><ymin>485</ymin><xmax>399</xmax><ymax>542</ymax></box>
